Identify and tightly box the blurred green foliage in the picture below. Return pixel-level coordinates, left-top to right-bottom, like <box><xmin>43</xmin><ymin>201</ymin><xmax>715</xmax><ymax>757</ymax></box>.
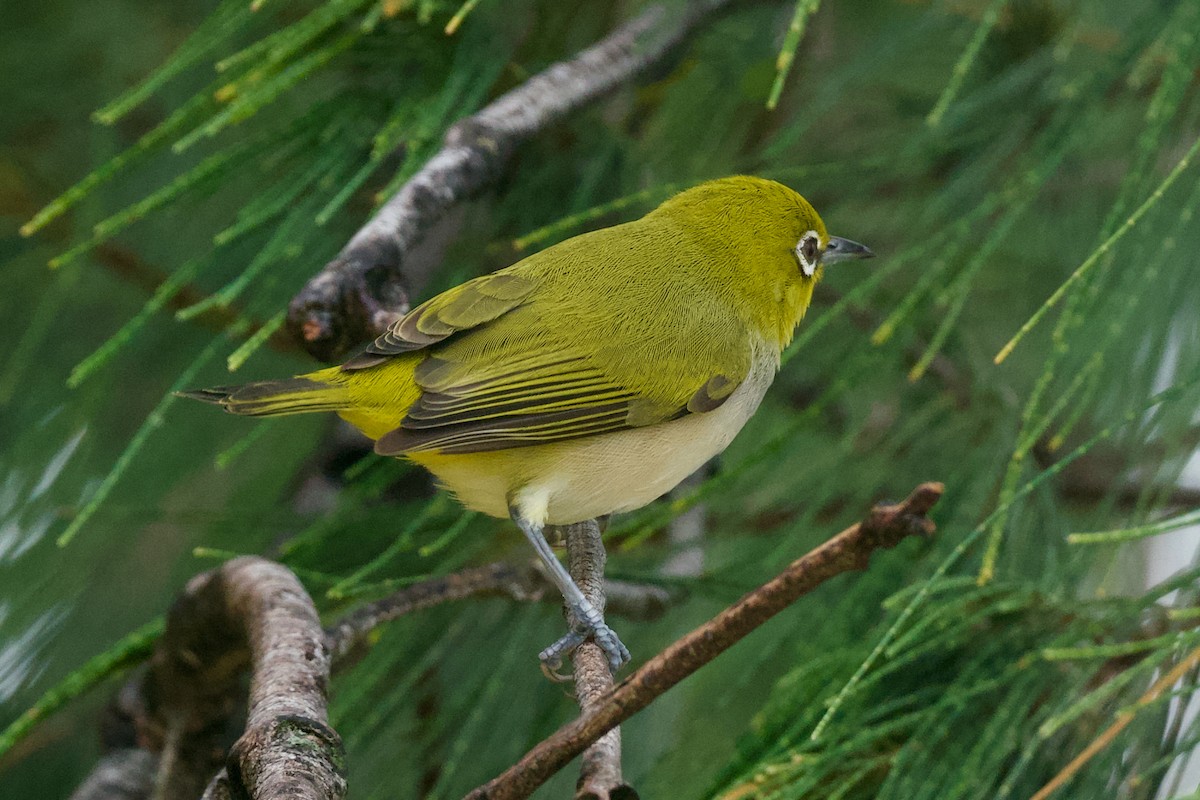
<box><xmin>3</xmin><ymin>0</ymin><xmax>1200</xmax><ymax>797</ymax></box>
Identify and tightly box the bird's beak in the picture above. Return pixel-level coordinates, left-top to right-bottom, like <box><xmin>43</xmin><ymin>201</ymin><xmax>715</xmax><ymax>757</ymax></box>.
<box><xmin>822</xmin><ymin>236</ymin><xmax>875</xmax><ymax>265</ymax></box>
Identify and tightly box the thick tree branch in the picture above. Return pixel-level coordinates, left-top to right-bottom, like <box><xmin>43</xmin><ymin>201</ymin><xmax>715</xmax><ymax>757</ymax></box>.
<box><xmin>463</xmin><ymin>482</ymin><xmax>945</xmax><ymax>800</ymax></box>
<box><xmin>287</xmin><ymin>0</ymin><xmax>736</xmax><ymax>361</ymax></box>
<box><xmin>195</xmin><ymin>560</ymin><xmax>345</xmax><ymax>800</ymax></box>
<box><xmin>72</xmin><ymin>557</ymin><xmax>343</xmax><ymax>800</ymax></box>
<box><xmin>559</xmin><ymin>521</ymin><xmax>638</xmax><ymax>800</ymax></box>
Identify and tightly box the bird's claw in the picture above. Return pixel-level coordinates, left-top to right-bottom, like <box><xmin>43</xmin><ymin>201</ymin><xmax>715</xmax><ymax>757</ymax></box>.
<box><xmin>539</xmin><ymin>630</ymin><xmax>586</xmax><ymax>679</ymax></box>
<box><xmin>591</xmin><ymin>622</ymin><xmax>632</xmax><ymax>672</ymax></box>
<box><xmin>573</xmin><ymin>600</ymin><xmax>632</xmax><ymax>672</ymax></box>
<box><xmin>538</xmin><ymin>608</ymin><xmax>631</xmax><ymax>677</ymax></box>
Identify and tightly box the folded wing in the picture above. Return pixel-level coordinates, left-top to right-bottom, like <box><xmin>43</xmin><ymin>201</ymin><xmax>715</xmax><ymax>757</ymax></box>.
<box><xmin>347</xmin><ymin>263</ymin><xmax>751</xmax><ymax>456</ymax></box>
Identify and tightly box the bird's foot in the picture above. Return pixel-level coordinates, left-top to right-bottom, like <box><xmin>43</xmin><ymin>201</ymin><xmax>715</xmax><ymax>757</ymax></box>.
<box><xmin>538</xmin><ymin>602</ymin><xmax>631</xmax><ymax>675</ymax></box>
<box><xmin>539</xmin><ymin>630</ymin><xmax>585</xmax><ymax>681</ymax></box>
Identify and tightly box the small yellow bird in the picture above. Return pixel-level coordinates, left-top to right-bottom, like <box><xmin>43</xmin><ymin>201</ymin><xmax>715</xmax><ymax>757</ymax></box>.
<box><xmin>185</xmin><ymin>176</ymin><xmax>873</xmax><ymax>670</ymax></box>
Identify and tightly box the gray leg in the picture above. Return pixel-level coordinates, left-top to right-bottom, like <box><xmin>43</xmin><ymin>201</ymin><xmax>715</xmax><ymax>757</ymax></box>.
<box><xmin>509</xmin><ymin>508</ymin><xmax>630</xmax><ymax>672</ymax></box>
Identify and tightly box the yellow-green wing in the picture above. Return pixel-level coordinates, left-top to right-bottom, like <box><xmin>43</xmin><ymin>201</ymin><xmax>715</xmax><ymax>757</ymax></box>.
<box><xmin>358</xmin><ymin>229</ymin><xmax>753</xmax><ymax>455</ymax></box>
<box><xmin>377</xmin><ymin>341</ymin><xmax>746</xmax><ymax>455</ymax></box>
<box><xmin>381</xmin><ymin>354</ymin><xmax>641</xmax><ymax>453</ymax></box>
<box><xmin>342</xmin><ymin>271</ymin><xmax>537</xmax><ymax>370</ymax></box>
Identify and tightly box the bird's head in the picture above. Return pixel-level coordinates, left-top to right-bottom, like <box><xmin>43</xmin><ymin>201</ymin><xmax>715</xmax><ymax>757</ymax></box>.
<box><xmin>658</xmin><ymin>176</ymin><xmax>874</xmax><ymax>282</ymax></box>
<box><xmin>655</xmin><ymin>176</ymin><xmax>874</xmax><ymax>345</ymax></box>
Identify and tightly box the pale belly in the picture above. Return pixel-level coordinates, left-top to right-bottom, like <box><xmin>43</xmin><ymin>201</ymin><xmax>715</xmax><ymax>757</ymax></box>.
<box><xmin>409</xmin><ymin>350</ymin><xmax>777</xmax><ymax>525</ymax></box>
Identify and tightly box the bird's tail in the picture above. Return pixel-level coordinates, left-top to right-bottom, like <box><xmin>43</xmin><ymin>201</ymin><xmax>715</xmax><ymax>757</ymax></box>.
<box><xmin>179</xmin><ymin>373</ymin><xmax>349</xmax><ymax>417</ymax></box>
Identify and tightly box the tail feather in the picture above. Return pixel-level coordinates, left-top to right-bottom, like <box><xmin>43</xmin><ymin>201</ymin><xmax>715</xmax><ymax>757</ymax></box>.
<box><xmin>179</xmin><ymin>376</ymin><xmax>349</xmax><ymax>417</ymax></box>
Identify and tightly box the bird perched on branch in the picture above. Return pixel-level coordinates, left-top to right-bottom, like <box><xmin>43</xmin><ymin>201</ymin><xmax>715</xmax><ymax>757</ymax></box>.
<box><xmin>183</xmin><ymin>176</ymin><xmax>873</xmax><ymax>672</ymax></box>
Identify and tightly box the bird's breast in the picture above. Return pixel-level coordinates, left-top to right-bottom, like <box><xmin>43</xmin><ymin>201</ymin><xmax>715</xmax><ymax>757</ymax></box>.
<box><xmin>414</xmin><ymin>345</ymin><xmax>779</xmax><ymax>524</ymax></box>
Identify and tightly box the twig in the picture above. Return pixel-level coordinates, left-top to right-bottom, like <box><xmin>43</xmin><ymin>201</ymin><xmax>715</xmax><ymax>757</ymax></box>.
<box><xmin>326</xmin><ymin>561</ymin><xmax>674</xmax><ymax>671</ymax></box>
<box><xmin>286</xmin><ymin>0</ymin><xmax>736</xmax><ymax>361</ymax></box>
<box><xmin>462</xmin><ymin>482</ymin><xmax>944</xmax><ymax>800</ymax></box>
<box><xmin>1029</xmin><ymin>642</ymin><xmax>1200</xmax><ymax>800</ymax></box>
<box><xmin>71</xmin><ymin>480</ymin><xmax>932</xmax><ymax>800</ymax></box>
<box><xmin>829</xmin><ymin>281</ymin><xmax>1200</xmax><ymax>510</ymax></box>
<box><xmin>560</xmin><ymin>521</ymin><xmax>638</xmax><ymax>800</ymax></box>
<box><xmin>326</xmin><ymin>562</ymin><xmax>545</xmax><ymax>665</ymax></box>
<box><xmin>1056</xmin><ymin>473</ymin><xmax>1200</xmax><ymax>510</ymax></box>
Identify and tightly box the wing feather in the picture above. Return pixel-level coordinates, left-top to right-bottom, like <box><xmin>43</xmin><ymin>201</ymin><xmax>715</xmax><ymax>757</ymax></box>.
<box><xmin>376</xmin><ymin>403</ymin><xmax>633</xmax><ymax>454</ymax></box>
<box><xmin>342</xmin><ymin>272</ymin><xmax>538</xmax><ymax>369</ymax></box>
<box><xmin>345</xmin><ymin>253</ymin><xmax>755</xmax><ymax>455</ymax></box>
<box><xmin>381</xmin><ymin>349</ymin><xmax>733</xmax><ymax>454</ymax></box>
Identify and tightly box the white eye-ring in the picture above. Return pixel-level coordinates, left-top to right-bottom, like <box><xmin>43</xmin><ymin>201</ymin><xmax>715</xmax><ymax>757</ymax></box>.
<box><xmin>795</xmin><ymin>230</ymin><xmax>821</xmax><ymax>277</ymax></box>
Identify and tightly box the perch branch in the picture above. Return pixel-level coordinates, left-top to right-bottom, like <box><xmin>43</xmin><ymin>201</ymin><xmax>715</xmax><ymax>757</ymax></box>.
<box><xmin>559</xmin><ymin>521</ymin><xmax>637</xmax><ymax>800</ymax></box>
<box><xmin>326</xmin><ymin>560</ymin><xmax>674</xmax><ymax>671</ymax></box>
<box><xmin>463</xmin><ymin>482</ymin><xmax>945</xmax><ymax>800</ymax></box>
<box><xmin>287</xmin><ymin>0</ymin><xmax>736</xmax><ymax>361</ymax></box>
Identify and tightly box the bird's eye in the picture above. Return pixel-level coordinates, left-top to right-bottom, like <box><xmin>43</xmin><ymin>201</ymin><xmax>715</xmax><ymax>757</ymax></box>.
<box><xmin>796</xmin><ymin>231</ymin><xmax>821</xmax><ymax>277</ymax></box>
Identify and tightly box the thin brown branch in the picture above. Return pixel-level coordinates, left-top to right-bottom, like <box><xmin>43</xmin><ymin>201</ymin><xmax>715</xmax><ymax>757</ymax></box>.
<box><xmin>462</xmin><ymin>482</ymin><xmax>945</xmax><ymax>800</ymax></box>
<box><xmin>287</xmin><ymin>0</ymin><xmax>737</xmax><ymax>361</ymax></box>
<box><xmin>1056</xmin><ymin>471</ymin><xmax>1200</xmax><ymax>510</ymax></box>
<box><xmin>326</xmin><ymin>560</ymin><xmax>674</xmax><ymax>672</ymax></box>
<box><xmin>559</xmin><ymin>521</ymin><xmax>638</xmax><ymax>800</ymax></box>
<box><xmin>825</xmin><ymin>281</ymin><xmax>1200</xmax><ymax>510</ymax></box>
